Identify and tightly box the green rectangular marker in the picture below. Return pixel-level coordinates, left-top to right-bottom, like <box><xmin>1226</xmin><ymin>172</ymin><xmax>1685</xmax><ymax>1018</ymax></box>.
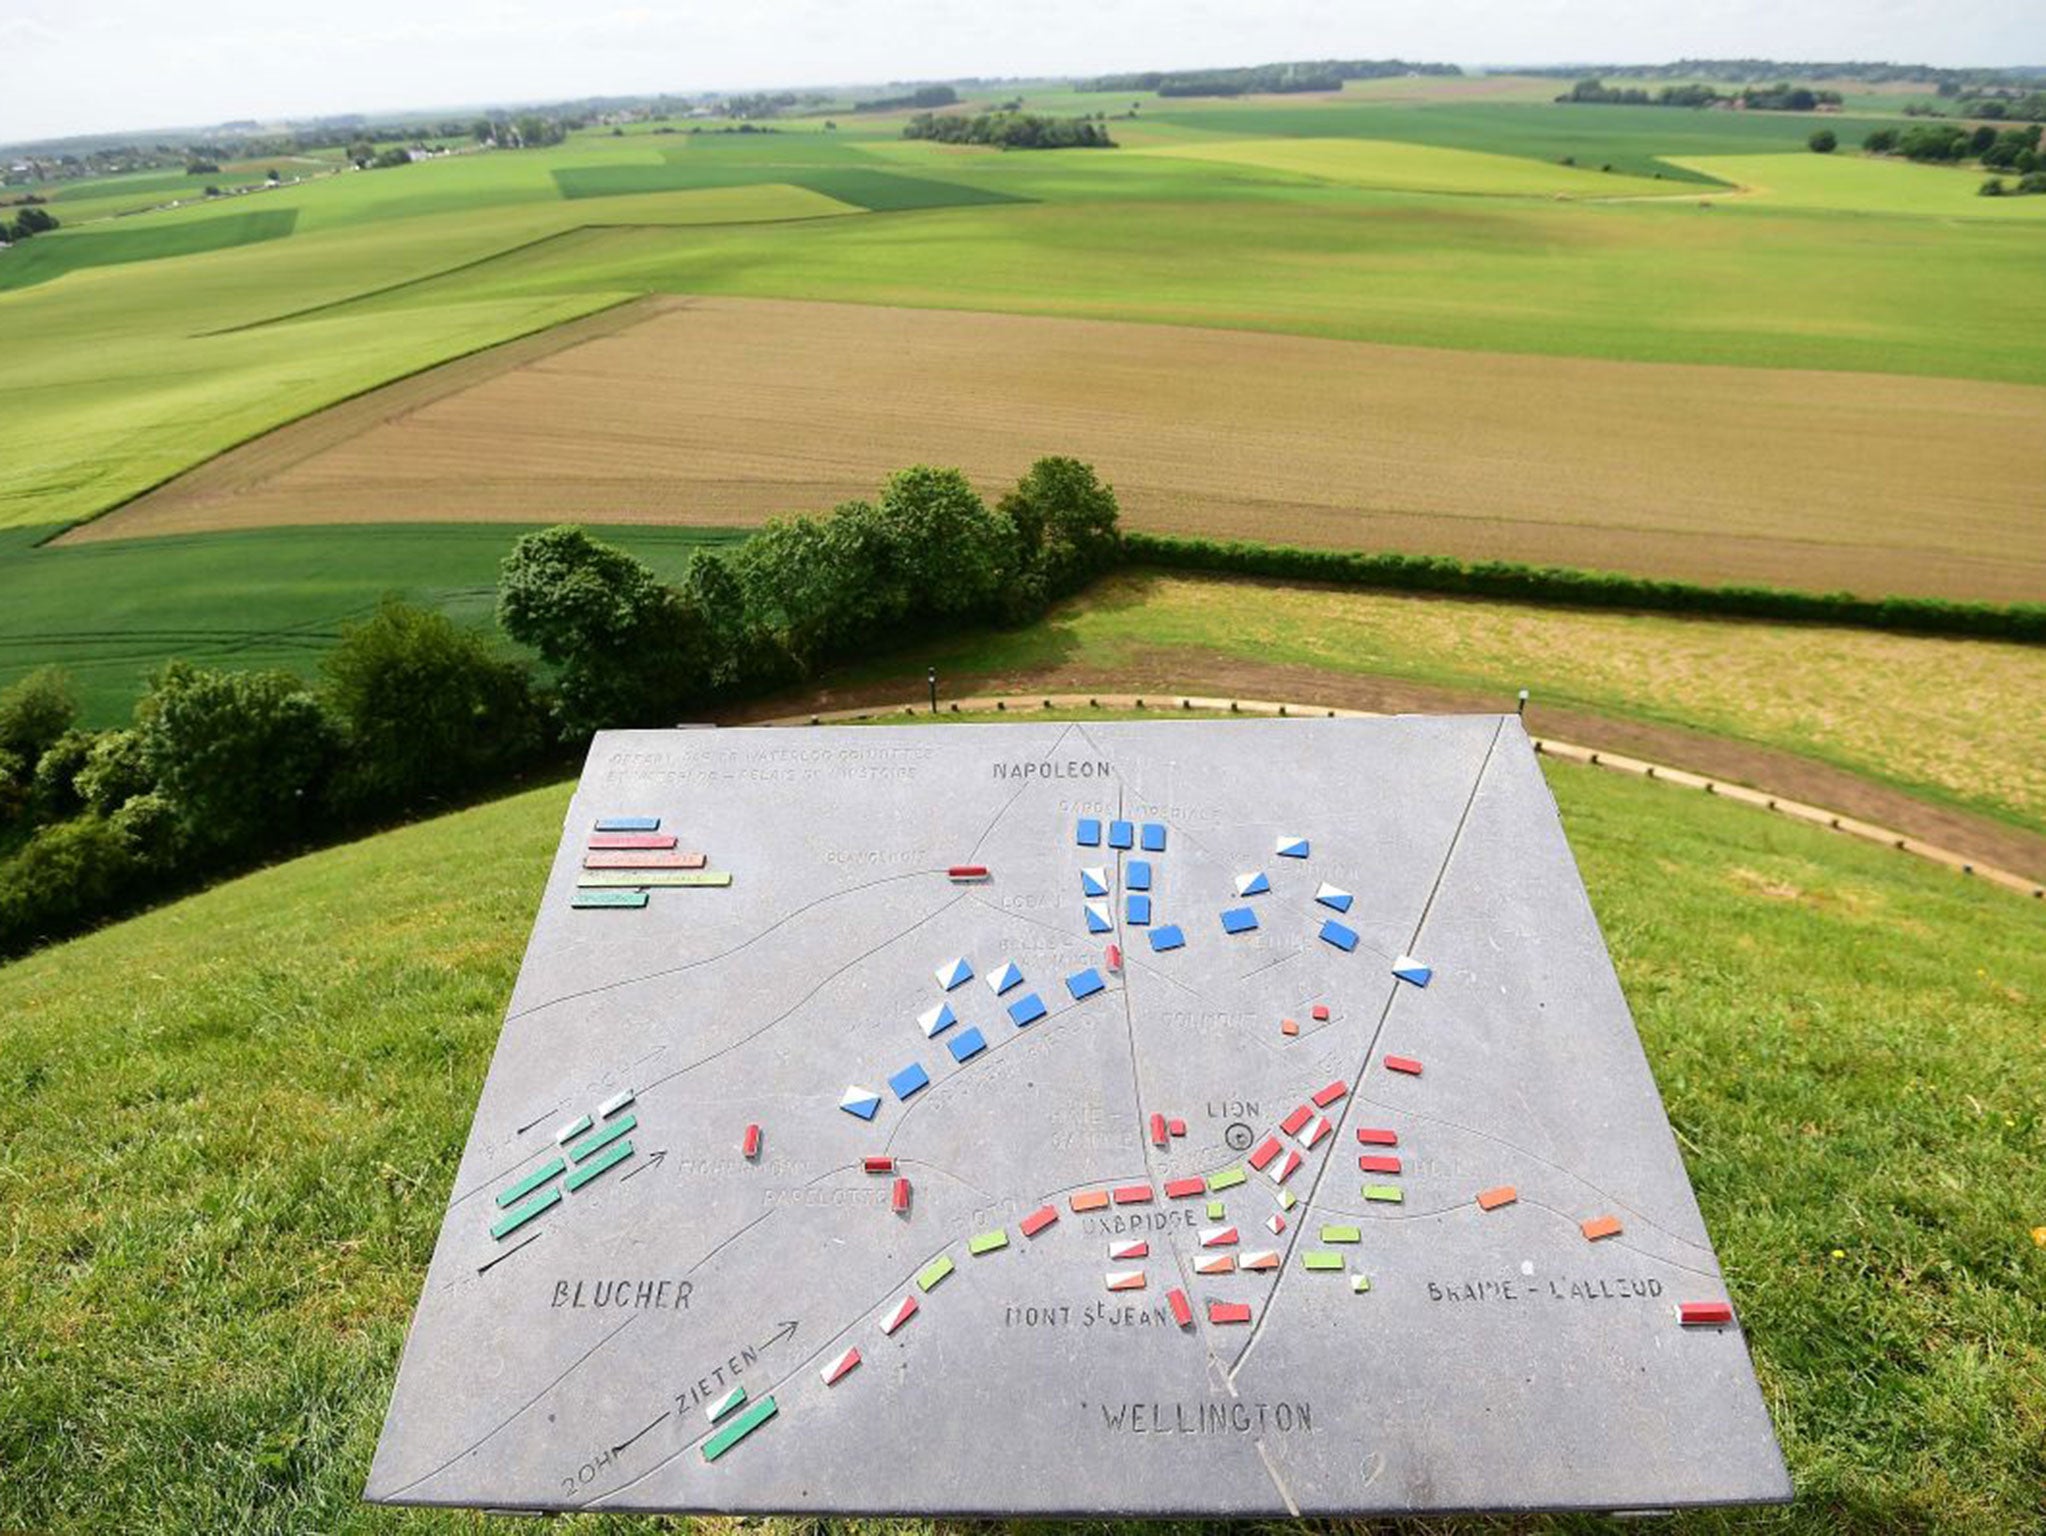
<box><xmin>564</xmin><ymin>1138</ymin><xmax>633</xmax><ymax>1191</ymax></box>
<box><xmin>576</xmin><ymin>870</ymin><xmax>733</xmax><ymax>888</ymax></box>
<box><xmin>707</xmin><ymin>1385</ymin><xmax>747</xmax><ymax>1424</ymax></box>
<box><xmin>1206</xmin><ymin>1199</ymin><xmax>1226</xmax><ymax>1221</ymax></box>
<box><xmin>495</xmin><ymin>1157</ymin><xmax>567</xmax><ymax>1209</ymax></box>
<box><xmin>1303</xmin><ymin>1251</ymin><xmax>1345</xmax><ymax>1271</ymax></box>
<box><xmin>569</xmin><ymin>1113</ymin><xmax>637</xmax><ymax>1163</ymax></box>
<box><xmin>1363</xmin><ymin>1184</ymin><xmax>1405</xmax><ymax>1204</ymax></box>
<box><xmin>1320</xmin><ymin>1224</ymin><xmax>1362</xmax><ymax>1244</ymax></box>
<box><xmin>1208</xmin><ymin>1166</ymin><xmax>1246</xmax><ymax>1192</ymax></box>
<box><xmin>572</xmin><ymin>889</ymin><xmax>648</xmax><ymax>909</ymax></box>
<box><xmin>701</xmin><ymin>1395</ymin><xmax>777</xmax><ymax>1462</ymax></box>
<box><xmin>968</xmin><ymin>1230</ymin><xmax>1008</xmax><ymax>1256</ymax></box>
<box><xmin>917</xmin><ymin>1255</ymin><xmax>955</xmax><ymax>1292</ymax></box>
<box><xmin>489</xmin><ymin>1183</ymin><xmax>561</xmax><ymax>1240</ymax></box>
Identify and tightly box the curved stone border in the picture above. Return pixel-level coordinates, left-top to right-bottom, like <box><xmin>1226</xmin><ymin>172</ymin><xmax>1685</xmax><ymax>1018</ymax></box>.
<box><xmin>757</xmin><ymin>691</ymin><xmax>2046</xmax><ymax>903</ymax></box>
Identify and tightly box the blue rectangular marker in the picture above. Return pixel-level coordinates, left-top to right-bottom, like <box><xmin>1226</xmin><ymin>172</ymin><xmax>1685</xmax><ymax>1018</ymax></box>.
<box><xmin>1065</xmin><ymin>967</ymin><xmax>1106</xmax><ymax>1000</ymax></box>
<box><xmin>1008</xmin><ymin>992</ymin><xmax>1048</xmax><ymax>1027</ymax></box>
<box><xmin>1140</xmin><ymin>822</ymin><xmax>1167</xmax><ymax>852</ymax></box>
<box><xmin>889</xmin><ymin>1062</ymin><xmax>931</xmax><ymax>1100</ymax></box>
<box><xmin>947</xmin><ymin>1026</ymin><xmax>988</xmax><ymax>1063</ymax></box>
<box><xmin>1148</xmin><ymin>924</ymin><xmax>1186</xmax><ymax>953</ymax></box>
<box><xmin>1108</xmin><ymin>820</ymin><xmax>1134</xmax><ymax>849</ymax></box>
<box><xmin>1126</xmin><ymin>860</ymin><xmax>1152</xmax><ymax>891</ymax></box>
<box><xmin>1221</xmin><ymin>906</ymin><xmax>1259</xmax><ymax>934</ymax></box>
<box><xmin>1320</xmin><ymin>919</ymin><xmax>1360</xmax><ymax>952</ymax></box>
<box><xmin>1076</xmin><ymin>818</ymin><xmax>1102</xmax><ymax>847</ymax></box>
<box><xmin>594</xmin><ymin>816</ymin><xmax>660</xmax><ymax>832</ymax></box>
<box><xmin>1126</xmin><ymin>893</ymin><xmax>1152</xmax><ymax>925</ymax></box>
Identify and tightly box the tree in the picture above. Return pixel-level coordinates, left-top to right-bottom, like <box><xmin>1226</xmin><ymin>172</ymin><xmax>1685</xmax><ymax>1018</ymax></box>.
<box><xmin>321</xmin><ymin>599</ymin><xmax>541</xmax><ymax>812</ymax></box>
<box><xmin>1808</xmin><ymin>129</ymin><xmax>1837</xmax><ymax>154</ymax></box>
<box><xmin>75</xmin><ymin>728</ymin><xmax>152</xmax><ymax>815</ymax></box>
<box><xmin>1863</xmin><ymin>128</ymin><xmax>1898</xmax><ymax>154</ymax></box>
<box><xmin>0</xmin><ymin>666</ymin><xmax>77</xmax><ymax>766</ymax></box>
<box><xmin>999</xmin><ymin>456</ymin><xmax>1123</xmax><ymax>608</ymax></box>
<box><xmin>873</xmin><ymin>467</ymin><xmax>1018</xmax><ymax>624</ymax></box>
<box><xmin>497</xmin><ymin>526</ymin><xmax>716</xmax><ymax>733</ymax></box>
<box><xmin>30</xmin><ymin>729</ymin><xmax>95</xmax><ymax>820</ymax></box>
<box><xmin>131</xmin><ymin>661</ymin><xmax>339</xmax><ymax>858</ymax></box>
<box><xmin>347</xmin><ymin>139</ymin><xmax>375</xmax><ymax>166</ymax></box>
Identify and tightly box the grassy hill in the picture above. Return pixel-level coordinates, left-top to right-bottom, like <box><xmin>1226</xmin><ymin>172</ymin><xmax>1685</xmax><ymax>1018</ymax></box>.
<box><xmin>0</xmin><ymin>734</ymin><xmax>2040</xmax><ymax>1534</ymax></box>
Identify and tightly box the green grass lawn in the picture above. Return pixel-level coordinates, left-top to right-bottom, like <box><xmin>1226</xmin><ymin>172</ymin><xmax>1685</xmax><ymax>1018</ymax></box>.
<box><xmin>0</xmin><ymin>736</ymin><xmax>2038</xmax><ymax>1534</ymax></box>
<box><xmin>0</xmin><ymin>523</ymin><xmax>746</xmax><ymax>725</ymax></box>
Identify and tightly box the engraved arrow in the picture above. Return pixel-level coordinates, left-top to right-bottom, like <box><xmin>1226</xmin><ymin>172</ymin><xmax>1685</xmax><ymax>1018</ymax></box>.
<box><xmin>620</xmin><ymin>1148</ymin><xmax>667</xmax><ymax>1182</ymax></box>
<box><xmin>611</xmin><ymin>1409</ymin><xmax>669</xmax><ymax>1456</ymax></box>
<box><xmin>757</xmin><ymin>1319</ymin><xmax>799</xmax><ymax>1351</ymax></box>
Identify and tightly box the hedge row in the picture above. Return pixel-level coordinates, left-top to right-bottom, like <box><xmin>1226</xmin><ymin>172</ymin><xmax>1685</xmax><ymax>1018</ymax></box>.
<box><xmin>1121</xmin><ymin>533</ymin><xmax>2046</xmax><ymax>644</ymax></box>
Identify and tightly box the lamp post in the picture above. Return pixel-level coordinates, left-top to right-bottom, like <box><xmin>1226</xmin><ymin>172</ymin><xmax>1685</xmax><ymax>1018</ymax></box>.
<box><xmin>1517</xmin><ymin>688</ymin><xmax>1529</xmax><ymax>717</ymax></box>
<box><xmin>928</xmin><ymin>667</ymin><xmax>938</xmax><ymax>715</ymax></box>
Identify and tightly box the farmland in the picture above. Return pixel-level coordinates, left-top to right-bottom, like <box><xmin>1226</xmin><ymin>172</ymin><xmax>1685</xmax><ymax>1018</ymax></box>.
<box><xmin>74</xmin><ymin>293</ymin><xmax>2046</xmax><ymax>603</ymax></box>
<box><xmin>1</xmin><ymin>733</ymin><xmax>2041</xmax><ymax>1534</ymax></box>
<box><xmin>3</xmin><ymin>90</ymin><xmax>2044</xmax><ymax>576</ymax></box>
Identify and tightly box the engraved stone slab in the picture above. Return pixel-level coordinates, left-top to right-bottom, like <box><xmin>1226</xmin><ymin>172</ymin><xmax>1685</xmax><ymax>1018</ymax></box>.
<box><xmin>367</xmin><ymin>717</ymin><xmax>1790</xmax><ymax>1516</ymax></box>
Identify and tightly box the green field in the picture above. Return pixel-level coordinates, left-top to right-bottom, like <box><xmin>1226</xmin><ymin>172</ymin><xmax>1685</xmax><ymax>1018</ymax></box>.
<box><xmin>0</xmin><ymin>523</ymin><xmax>744</xmax><ymax>724</ymax></box>
<box><xmin>4</xmin><ymin>91</ymin><xmax>2044</xmax><ymax>543</ymax></box>
<box><xmin>0</xmin><ymin>735</ymin><xmax>2039</xmax><ymax>1534</ymax></box>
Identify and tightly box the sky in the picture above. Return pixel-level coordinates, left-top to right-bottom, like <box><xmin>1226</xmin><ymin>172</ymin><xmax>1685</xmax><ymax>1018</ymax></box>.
<box><xmin>6</xmin><ymin>0</ymin><xmax>2043</xmax><ymax>144</ymax></box>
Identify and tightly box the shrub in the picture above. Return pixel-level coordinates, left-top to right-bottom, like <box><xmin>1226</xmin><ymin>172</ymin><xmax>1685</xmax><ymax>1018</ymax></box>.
<box><xmin>0</xmin><ymin>815</ymin><xmax>137</xmax><ymax>953</ymax></box>
<box><xmin>0</xmin><ymin>666</ymin><xmax>77</xmax><ymax>765</ymax></box>
<box><xmin>30</xmin><ymin>729</ymin><xmax>95</xmax><ymax>820</ymax></box>
<box><xmin>1809</xmin><ymin>129</ymin><xmax>1837</xmax><ymax>153</ymax></box>
<box><xmin>322</xmin><ymin>599</ymin><xmax>541</xmax><ymax>813</ymax></box>
<box><xmin>999</xmin><ymin>455</ymin><xmax>1124</xmax><ymax>607</ymax></box>
<box><xmin>132</xmin><ymin>661</ymin><xmax>339</xmax><ymax>859</ymax></box>
<box><xmin>75</xmin><ymin>728</ymin><xmax>153</xmax><ymax>816</ymax></box>
<box><xmin>1979</xmin><ymin>177</ymin><xmax>2007</xmax><ymax>197</ymax></box>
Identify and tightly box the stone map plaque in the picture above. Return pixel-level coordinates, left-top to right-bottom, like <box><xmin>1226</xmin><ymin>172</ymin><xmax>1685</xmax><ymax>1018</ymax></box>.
<box><xmin>367</xmin><ymin>717</ymin><xmax>1790</xmax><ymax>1516</ymax></box>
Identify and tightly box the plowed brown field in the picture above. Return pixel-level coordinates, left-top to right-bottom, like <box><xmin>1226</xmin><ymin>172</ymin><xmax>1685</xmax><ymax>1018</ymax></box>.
<box><xmin>72</xmin><ymin>296</ymin><xmax>2046</xmax><ymax>603</ymax></box>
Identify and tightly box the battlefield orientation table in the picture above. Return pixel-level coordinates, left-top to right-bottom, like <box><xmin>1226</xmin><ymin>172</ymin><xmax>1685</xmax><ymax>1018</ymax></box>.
<box><xmin>367</xmin><ymin>717</ymin><xmax>1790</xmax><ymax>1516</ymax></box>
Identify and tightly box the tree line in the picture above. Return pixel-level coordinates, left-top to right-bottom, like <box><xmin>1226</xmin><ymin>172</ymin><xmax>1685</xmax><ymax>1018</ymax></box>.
<box><xmin>903</xmin><ymin>112</ymin><xmax>1115</xmax><ymax>149</ymax></box>
<box><xmin>1559</xmin><ymin>78</ymin><xmax>1842</xmax><ymax>110</ymax></box>
<box><xmin>0</xmin><ymin>458</ymin><xmax>1122</xmax><ymax>959</ymax></box>
<box><xmin>1083</xmin><ymin>60</ymin><xmax>1459</xmax><ymax>97</ymax></box>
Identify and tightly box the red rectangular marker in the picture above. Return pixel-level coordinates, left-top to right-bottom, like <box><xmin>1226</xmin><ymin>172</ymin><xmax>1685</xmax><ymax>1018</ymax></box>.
<box><xmin>1020</xmin><ymin>1203</ymin><xmax>1059</xmax><ymax>1238</ymax></box>
<box><xmin>891</xmin><ymin>1177</ymin><xmax>911</xmax><ymax>1214</ymax></box>
<box><xmin>1312</xmin><ymin>1079</ymin><xmax>1349</xmax><ymax>1108</ymax></box>
<box><xmin>1150</xmin><ymin>1113</ymin><xmax>1168</xmax><ymax>1148</ymax></box>
<box><xmin>742</xmin><ymin>1124</ymin><xmax>762</xmax><ymax>1159</ymax></box>
<box><xmin>1112</xmin><ymin>1184</ymin><xmax>1154</xmax><ymax>1205</ymax></box>
<box><xmin>586</xmin><ymin>832</ymin><xmax>678</xmax><ymax>850</ymax></box>
<box><xmin>1105</xmin><ymin>943</ymin><xmax>1122</xmax><ymax>973</ymax></box>
<box><xmin>1357</xmin><ymin>1127</ymin><xmax>1399</xmax><ymax>1146</ymax></box>
<box><xmin>1167</xmin><ymin>1287</ymin><xmax>1194</xmax><ymax>1328</ymax></box>
<box><xmin>1680</xmin><ymin>1300</ymin><xmax>1735</xmax><ymax>1327</ymax></box>
<box><xmin>863</xmin><ymin>1156</ymin><xmax>895</xmax><ymax>1174</ymax></box>
<box><xmin>947</xmin><ymin>865</ymin><xmax>990</xmax><ymax>881</ymax></box>
<box><xmin>1279</xmin><ymin>1104</ymin><xmax>1312</xmax><ymax>1137</ymax></box>
<box><xmin>1164</xmin><ymin>1176</ymin><xmax>1206</xmax><ymax>1199</ymax></box>
<box><xmin>1247</xmin><ymin>1135</ymin><xmax>1282</xmax><ymax>1171</ymax></box>
<box><xmin>1384</xmin><ymin>1056</ymin><xmax>1424</xmax><ymax>1076</ymax></box>
<box><xmin>1167</xmin><ymin>1118</ymin><xmax>1186</xmax><ymax>1137</ymax></box>
<box><xmin>1359</xmin><ymin>1154</ymin><xmax>1402</xmax><ymax>1175</ymax></box>
<box><xmin>1311</xmin><ymin>1004</ymin><xmax>1331</xmax><ymax>1022</ymax></box>
<box><xmin>1208</xmin><ymin>1301</ymin><xmax>1253</xmax><ymax>1325</ymax></box>
<box><xmin>583</xmin><ymin>850</ymin><xmax>706</xmax><ymax>869</ymax></box>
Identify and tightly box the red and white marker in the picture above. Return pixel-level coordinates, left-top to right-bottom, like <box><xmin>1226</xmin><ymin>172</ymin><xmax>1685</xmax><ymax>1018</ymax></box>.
<box><xmin>1267</xmin><ymin>1148</ymin><xmax>1303</xmax><ymax>1184</ymax></box>
<box><xmin>742</xmin><ymin>1124</ymin><xmax>762</xmax><ymax>1159</ymax></box>
<box><xmin>1109</xmin><ymin>1239</ymin><xmax>1149</xmax><ymax>1261</ymax></box>
<box><xmin>1241</xmin><ymin>1249</ymin><xmax>1281</xmax><ymax>1271</ymax></box>
<box><xmin>1680</xmin><ymin>1300</ymin><xmax>1735</xmax><ymax>1327</ymax></box>
<box><xmin>1199</xmin><ymin>1226</ymin><xmax>1238</xmax><ymax>1248</ymax></box>
<box><xmin>1167</xmin><ymin>1288</ymin><xmax>1194</xmax><ymax>1328</ymax></box>
<box><xmin>1106</xmin><ymin>1269</ymin><xmax>1147</xmax><ymax>1292</ymax></box>
<box><xmin>1194</xmin><ymin>1254</ymin><xmax>1235</xmax><ymax>1276</ymax></box>
<box><xmin>1302</xmin><ymin>1117</ymin><xmax>1332</xmax><ymax>1149</ymax></box>
<box><xmin>1267</xmin><ymin>1213</ymin><xmax>1286</xmax><ymax>1235</ymax></box>
<box><xmin>821</xmin><ymin>1346</ymin><xmax>862</xmax><ymax>1385</ymax></box>
<box><xmin>881</xmin><ymin>1295</ymin><xmax>919</xmax><ymax>1334</ymax></box>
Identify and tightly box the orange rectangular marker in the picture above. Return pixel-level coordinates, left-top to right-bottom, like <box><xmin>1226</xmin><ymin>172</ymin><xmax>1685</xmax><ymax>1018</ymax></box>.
<box><xmin>1071</xmin><ymin>1189</ymin><xmax>1110</xmax><ymax>1212</ymax></box>
<box><xmin>1581</xmin><ymin>1215</ymin><xmax>1623</xmax><ymax>1241</ymax></box>
<box><xmin>1477</xmin><ymin>1185</ymin><xmax>1518</xmax><ymax>1211</ymax></box>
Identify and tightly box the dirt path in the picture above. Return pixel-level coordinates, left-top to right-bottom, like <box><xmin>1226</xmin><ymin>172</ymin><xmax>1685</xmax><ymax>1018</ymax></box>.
<box><xmin>722</xmin><ymin>650</ymin><xmax>2046</xmax><ymax>889</ymax></box>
